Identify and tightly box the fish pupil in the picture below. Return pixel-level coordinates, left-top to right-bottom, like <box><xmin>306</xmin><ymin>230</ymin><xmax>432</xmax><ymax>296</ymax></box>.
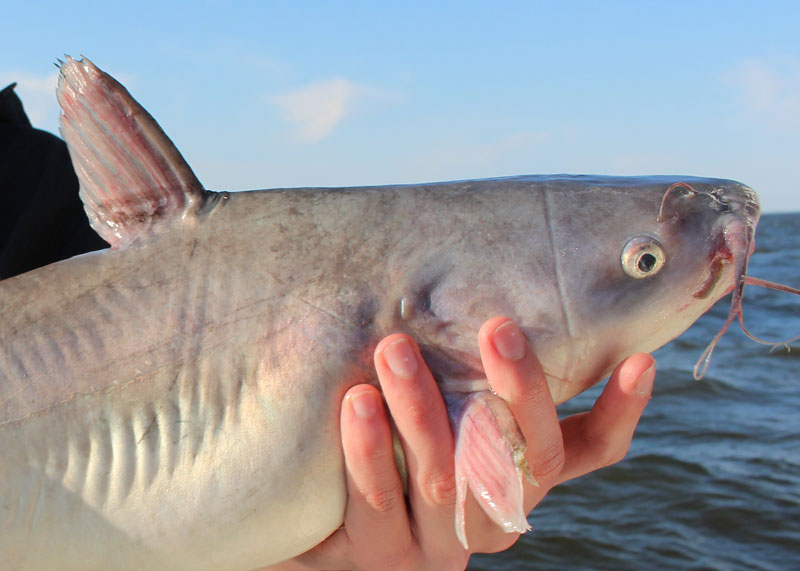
<box><xmin>638</xmin><ymin>253</ymin><xmax>657</xmax><ymax>273</ymax></box>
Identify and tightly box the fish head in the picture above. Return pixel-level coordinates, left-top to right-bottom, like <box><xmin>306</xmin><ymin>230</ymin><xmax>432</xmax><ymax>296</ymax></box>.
<box><xmin>537</xmin><ymin>176</ymin><xmax>760</xmax><ymax>403</ymax></box>
<box><xmin>397</xmin><ymin>176</ymin><xmax>761</xmax><ymax>405</ymax></box>
<box><xmin>398</xmin><ymin>176</ymin><xmax>762</xmax><ymax>544</ymax></box>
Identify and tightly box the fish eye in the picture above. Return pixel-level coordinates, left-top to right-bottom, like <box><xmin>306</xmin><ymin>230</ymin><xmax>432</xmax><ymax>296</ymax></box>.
<box><xmin>621</xmin><ymin>236</ymin><xmax>666</xmax><ymax>279</ymax></box>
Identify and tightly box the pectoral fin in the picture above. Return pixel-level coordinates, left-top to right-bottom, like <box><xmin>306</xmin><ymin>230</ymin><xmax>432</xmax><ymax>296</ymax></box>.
<box><xmin>447</xmin><ymin>391</ymin><xmax>535</xmax><ymax>549</ymax></box>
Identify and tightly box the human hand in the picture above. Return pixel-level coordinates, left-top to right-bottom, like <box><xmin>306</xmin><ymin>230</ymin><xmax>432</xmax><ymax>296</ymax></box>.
<box><xmin>269</xmin><ymin>317</ymin><xmax>655</xmax><ymax>570</ymax></box>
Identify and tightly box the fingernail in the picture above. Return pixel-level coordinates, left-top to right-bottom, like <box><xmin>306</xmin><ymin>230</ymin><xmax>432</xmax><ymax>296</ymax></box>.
<box><xmin>493</xmin><ymin>321</ymin><xmax>526</xmax><ymax>361</ymax></box>
<box><xmin>349</xmin><ymin>390</ymin><xmax>378</xmax><ymax>419</ymax></box>
<box><xmin>634</xmin><ymin>360</ymin><xmax>656</xmax><ymax>396</ymax></box>
<box><xmin>384</xmin><ymin>338</ymin><xmax>419</xmax><ymax>377</ymax></box>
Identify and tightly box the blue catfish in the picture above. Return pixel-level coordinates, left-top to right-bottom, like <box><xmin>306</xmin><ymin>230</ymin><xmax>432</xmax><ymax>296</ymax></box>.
<box><xmin>1</xmin><ymin>57</ymin><xmax>793</xmax><ymax>570</ymax></box>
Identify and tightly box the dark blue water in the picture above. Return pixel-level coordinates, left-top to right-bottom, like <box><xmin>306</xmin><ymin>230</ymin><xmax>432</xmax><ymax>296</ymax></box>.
<box><xmin>471</xmin><ymin>213</ymin><xmax>800</xmax><ymax>570</ymax></box>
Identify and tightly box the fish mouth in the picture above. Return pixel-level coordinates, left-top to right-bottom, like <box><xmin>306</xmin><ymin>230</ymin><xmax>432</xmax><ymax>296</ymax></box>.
<box><xmin>694</xmin><ymin>219</ymin><xmax>757</xmax><ymax>301</ymax></box>
<box><xmin>691</xmin><ymin>183</ymin><xmax>760</xmax><ymax>379</ymax></box>
<box><xmin>694</xmin><ymin>245</ymin><xmax>729</xmax><ymax>300</ymax></box>
<box><xmin>669</xmin><ymin>181</ymin><xmax>799</xmax><ymax>378</ymax></box>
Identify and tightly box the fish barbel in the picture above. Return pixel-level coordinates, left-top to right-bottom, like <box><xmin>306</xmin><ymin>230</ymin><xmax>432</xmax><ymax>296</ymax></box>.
<box><xmin>0</xmin><ymin>57</ymin><xmax>795</xmax><ymax>569</ymax></box>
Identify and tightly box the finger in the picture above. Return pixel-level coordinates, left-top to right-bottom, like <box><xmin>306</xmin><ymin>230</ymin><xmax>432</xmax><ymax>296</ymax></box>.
<box><xmin>477</xmin><ymin>317</ymin><xmax>565</xmax><ymax>487</ymax></box>
<box><xmin>339</xmin><ymin>384</ymin><xmax>413</xmax><ymax>565</ymax></box>
<box><xmin>458</xmin><ymin>317</ymin><xmax>564</xmax><ymax>553</ymax></box>
<box><xmin>289</xmin><ymin>383</ymin><xmax>412</xmax><ymax>570</ymax></box>
<box><xmin>557</xmin><ymin>353</ymin><xmax>655</xmax><ymax>484</ymax></box>
<box><xmin>374</xmin><ymin>335</ymin><xmax>463</xmax><ymax>554</ymax></box>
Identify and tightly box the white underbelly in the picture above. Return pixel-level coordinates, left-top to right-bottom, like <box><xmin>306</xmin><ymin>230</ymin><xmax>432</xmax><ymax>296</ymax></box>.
<box><xmin>0</xmin><ymin>378</ymin><xmax>347</xmax><ymax>570</ymax></box>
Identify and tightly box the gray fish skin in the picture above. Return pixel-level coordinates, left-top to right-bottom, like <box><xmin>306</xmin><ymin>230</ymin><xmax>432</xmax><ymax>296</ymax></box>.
<box><xmin>0</xmin><ymin>58</ymin><xmax>760</xmax><ymax>570</ymax></box>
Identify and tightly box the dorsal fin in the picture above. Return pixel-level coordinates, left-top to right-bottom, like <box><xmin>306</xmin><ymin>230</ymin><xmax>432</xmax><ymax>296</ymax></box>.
<box><xmin>56</xmin><ymin>56</ymin><xmax>205</xmax><ymax>249</ymax></box>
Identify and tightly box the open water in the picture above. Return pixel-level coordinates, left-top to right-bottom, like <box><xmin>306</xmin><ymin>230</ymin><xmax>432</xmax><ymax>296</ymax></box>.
<box><xmin>471</xmin><ymin>213</ymin><xmax>800</xmax><ymax>570</ymax></box>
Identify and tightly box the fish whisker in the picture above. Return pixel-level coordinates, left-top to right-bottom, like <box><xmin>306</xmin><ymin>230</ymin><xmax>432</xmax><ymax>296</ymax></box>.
<box><xmin>696</xmin><ymin>273</ymin><xmax>800</xmax><ymax>378</ymax></box>
<box><xmin>738</xmin><ymin>276</ymin><xmax>800</xmax><ymax>350</ymax></box>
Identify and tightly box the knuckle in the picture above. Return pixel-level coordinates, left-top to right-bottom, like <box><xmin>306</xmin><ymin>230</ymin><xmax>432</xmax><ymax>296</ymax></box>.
<box><xmin>362</xmin><ymin>481</ymin><xmax>405</xmax><ymax>514</ymax></box>
<box><xmin>517</xmin><ymin>381</ymin><xmax>551</xmax><ymax>411</ymax></box>
<box><xmin>598</xmin><ymin>440</ymin><xmax>630</xmax><ymax>467</ymax></box>
<box><xmin>403</xmin><ymin>401</ymin><xmax>441</xmax><ymax>432</ymax></box>
<box><xmin>584</xmin><ymin>430</ymin><xmax>631</xmax><ymax>468</ymax></box>
<box><xmin>421</xmin><ymin>469</ymin><xmax>458</xmax><ymax>507</ymax></box>
<box><xmin>530</xmin><ymin>440</ymin><xmax>566</xmax><ymax>483</ymax></box>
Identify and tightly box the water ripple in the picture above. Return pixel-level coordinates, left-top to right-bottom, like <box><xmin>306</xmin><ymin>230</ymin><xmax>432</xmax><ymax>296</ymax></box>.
<box><xmin>470</xmin><ymin>213</ymin><xmax>800</xmax><ymax>570</ymax></box>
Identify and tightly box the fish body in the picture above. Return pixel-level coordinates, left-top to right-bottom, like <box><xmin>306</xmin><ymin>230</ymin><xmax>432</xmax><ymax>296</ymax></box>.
<box><xmin>0</xmin><ymin>59</ymin><xmax>763</xmax><ymax>569</ymax></box>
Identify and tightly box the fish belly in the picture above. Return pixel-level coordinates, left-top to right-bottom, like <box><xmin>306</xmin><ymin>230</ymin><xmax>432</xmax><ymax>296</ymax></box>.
<box><xmin>0</xmin><ymin>335</ymin><xmax>358</xmax><ymax>570</ymax></box>
<box><xmin>0</xmin><ymin>247</ymin><xmax>367</xmax><ymax>569</ymax></box>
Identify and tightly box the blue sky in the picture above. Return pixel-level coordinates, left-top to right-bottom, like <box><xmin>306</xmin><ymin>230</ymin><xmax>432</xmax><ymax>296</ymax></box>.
<box><xmin>3</xmin><ymin>1</ymin><xmax>799</xmax><ymax>211</ymax></box>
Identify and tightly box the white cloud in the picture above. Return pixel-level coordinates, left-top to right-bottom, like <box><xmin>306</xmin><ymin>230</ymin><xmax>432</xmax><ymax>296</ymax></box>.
<box><xmin>270</xmin><ymin>78</ymin><xmax>365</xmax><ymax>143</ymax></box>
<box><xmin>0</xmin><ymin>71</ymin><xmax>59</xmax><ymax>132</ymax></box>
<box><xmin>727</xmin><ymin>59</ymin><xmax>800</xmax><ymax>131</ymax></box>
